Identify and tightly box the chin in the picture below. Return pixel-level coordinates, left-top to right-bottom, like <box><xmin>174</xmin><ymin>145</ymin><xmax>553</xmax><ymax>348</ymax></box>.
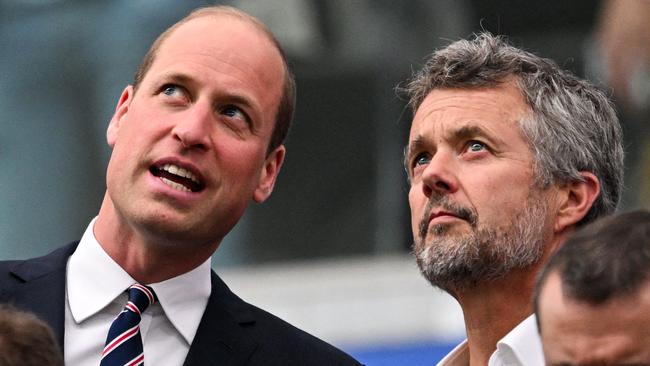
<box><xmin>135</xmin><ymin>212</ymin><xmax>199</xmax><ymax>241</ymax></box>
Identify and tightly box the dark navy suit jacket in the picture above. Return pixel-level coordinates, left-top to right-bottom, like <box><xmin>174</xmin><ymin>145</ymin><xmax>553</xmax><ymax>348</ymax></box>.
<box><xmin>0</xmin><ymin>243</ymin><xmax>362</xmax><ymax>366</ymax></box>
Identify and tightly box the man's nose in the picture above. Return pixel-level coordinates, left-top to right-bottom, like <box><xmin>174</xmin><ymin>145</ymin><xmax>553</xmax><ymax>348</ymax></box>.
<box><xmin>171</xmin><ymin>102</ymin><xmax>212</xmax><ymax>150</ymax></box>
<box><xmin>420</xmin><ymin>151</ymin><xmax>459</xmax><ymax>198</ymax></box>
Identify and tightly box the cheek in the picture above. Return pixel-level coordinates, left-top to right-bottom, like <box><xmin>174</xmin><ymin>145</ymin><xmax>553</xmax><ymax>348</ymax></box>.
<box><xmin>478</xmin><ymin>192</ymin><xmax>525</xmax><ymax>225</ymax></box>
<box><xmin>114</xmin><ymin>120</ymin><xmax>150</xmax><ymax>152</ymax></box>
<box><xmin>408</xmin><ymin>186</ymin><xmax>424</xmax><ymax>228</ymax></box>
<box><xmin>473</xmin><ymin>170</ymin><xmax>533</xmax><ymax>212</ymax></box>
<box><xmin>214</xmin><ymin>142</ymin><xmax>266</xmax><ymax>181</ymax></box>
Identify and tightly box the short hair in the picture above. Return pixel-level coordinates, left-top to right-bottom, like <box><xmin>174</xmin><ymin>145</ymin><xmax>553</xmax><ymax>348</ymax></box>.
<box><xmin>133</xmin><ymin>5</ymin><xmax>296</xmax><ymax>154</ymax></box>
<box><xmin>403</xmin><ymin>32</ymin><xmax>623</xmax><ymax>226</ymax></box>
<box><xmin>0</xmin><ymin>304</ymin><xmax>63</xmax><ymax>366</ymax></box>
<box><xmin>534</xmin><ymin>210</ymin><xmax>650</xmax><ymax>318</ymax></box>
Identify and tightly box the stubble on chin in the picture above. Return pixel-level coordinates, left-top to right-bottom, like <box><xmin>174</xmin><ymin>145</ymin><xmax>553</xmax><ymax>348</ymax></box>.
<box><xmin>413</xmin><ymin>193</ymin><xmax>548</xmax><ymax>294</ymax></box>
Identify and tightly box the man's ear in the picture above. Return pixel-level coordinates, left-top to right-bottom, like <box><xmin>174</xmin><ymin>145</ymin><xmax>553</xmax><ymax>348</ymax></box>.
<box><xmin>106</xmin><ymin>86</ymin><xmax>134</xmax><ymax>148</ymax></box>
<box><xmin>253</xmin><ymin>145</ymin><xmax>286</xmax><ymax>203</ymax></box>
<box><xmin>554</xmin><ymin>172</ymin><xmax>600</xmax><ymax>232</ymax></box>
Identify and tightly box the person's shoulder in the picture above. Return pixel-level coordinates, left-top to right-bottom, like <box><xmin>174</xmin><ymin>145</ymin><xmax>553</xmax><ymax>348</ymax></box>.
<box><xmin>210</xmin><ymin>273</ymin><xmax>362</xmax><ymax>365</ymax></box>
<box><xmin>243</xmin><ymin>302</ymin><xmax>363</xmax><ymax>366</ymax></box>
<box><xmin>0</xmin><ymin>242</ymin><xmax>77</xmax><ymax>285</ymax></box>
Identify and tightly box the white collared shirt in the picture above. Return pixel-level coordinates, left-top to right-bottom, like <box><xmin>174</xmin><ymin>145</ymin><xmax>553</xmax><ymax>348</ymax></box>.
<box><xmin>64</xmin><ymin>218</ymin><xmax>212</xmax><ymax>366</ymax></box>
<box><xmin>437</xmin><ymin>315</ymin><xmax>544</xmax><ymax>366</ymax></box>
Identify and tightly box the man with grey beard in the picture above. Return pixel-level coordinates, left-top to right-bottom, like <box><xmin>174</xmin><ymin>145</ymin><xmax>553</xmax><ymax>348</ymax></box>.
<box><xmin>402</xmin><ymin>32</ymin><xmax>623</xmax><ymax>366</ymax></box>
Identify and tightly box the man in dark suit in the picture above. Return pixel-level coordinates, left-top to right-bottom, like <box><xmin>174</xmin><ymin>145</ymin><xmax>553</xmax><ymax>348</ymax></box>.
<box><xmin>0</xmin><ymin>5</ymin><xmax>361</xmax><ymax>365</ymax></box>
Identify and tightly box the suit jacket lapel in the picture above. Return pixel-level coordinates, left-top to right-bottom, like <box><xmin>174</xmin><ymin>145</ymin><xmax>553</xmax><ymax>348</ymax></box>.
<box><xmin>183</xmin><ymin>271</ymin><xmax>258</xmax><ymax>366</ymax></box>
<box><xmin>3</xmin><ymin>244</ymin><xmax>259</xmax><ymax>365</ymax></box>
<box><xmin>5</xmin><ymin>242</ymin><xmax>78</xmax><ymax>351</ymax></box>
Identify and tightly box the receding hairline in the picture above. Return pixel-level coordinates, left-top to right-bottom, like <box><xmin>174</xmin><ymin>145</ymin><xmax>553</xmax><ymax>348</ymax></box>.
<box><xmin>134</xmin><ymin>5</ymin><xmax>288</xmax><ymax>90</ymax></box>
<box><xmin>131</xmin><ymin>5</ymin><xmax>296</xmax><ymax>152</ymax></box>
<box><xmin>176</xmin><ymin>6</ymin><xmax>279</xmax><ymax>45</ymax></box>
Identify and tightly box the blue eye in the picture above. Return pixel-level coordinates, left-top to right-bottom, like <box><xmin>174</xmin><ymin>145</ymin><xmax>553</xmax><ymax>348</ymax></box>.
<box><xmin>414</xmin><ymin>154</ymin><xmax>430</xmax><ymax>166</ymax></box>
<box><xmin>468</xmin><ymin>141</ymin><xmax>486</xmax><ymax>152</ymax></box>
<box><xmin>222</xmin><ymin>105</ymin><xmax>244</xmax><ymax>118</ymax></box>
<box><xmin>160</xmin><ymin>84</ymin><xmax>187</xmax><ymax>100</ymax></box>
<box><xmin>162</xmin><ymin>84</ymin><xmax>178</xmax><ymax>95</ymax></box>
<box><xmin>220</xmin><ymin>105</ymin><xmax>250</xmax><ymax>126</ymax></box>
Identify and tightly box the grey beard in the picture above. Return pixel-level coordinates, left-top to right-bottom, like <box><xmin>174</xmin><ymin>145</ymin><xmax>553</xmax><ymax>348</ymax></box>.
<box><xmin>413</xmin><ymin>193</ymin><xmax>548</xmax><ymax>294</ymax></box>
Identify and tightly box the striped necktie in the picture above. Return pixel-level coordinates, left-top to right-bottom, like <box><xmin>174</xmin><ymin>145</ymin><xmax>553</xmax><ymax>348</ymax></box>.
<box><xmin>100</xmin><ymin>284</ymin><xmax>157</xmax><ymax>366</ymax></box>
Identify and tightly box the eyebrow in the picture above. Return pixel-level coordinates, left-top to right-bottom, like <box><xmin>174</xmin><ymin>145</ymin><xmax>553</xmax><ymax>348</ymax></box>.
<box><xmin>156</xmin><ymin>72</ymin><xmax>260</xmax><ymax>133</ymax></box>
<box><xmin>157</xmin><ymin>72</ymin><xmax>196</xmax><ymax>90</ymax></box>
<box><xmin>452</xmin><ymin>124</ymin><xmax>502</xmax><ymax>144</ymax></box>
<box><xmin>157</xmin><ymin>72</ymin><xmax>256</xmax><ymax>108</ymax></box>
<box><xmin>403</xmin><ymin>136</ymin><xmax>426</xmax><ymax>173</ymax></box>
<box><xmin>454</xmin><ymin>125</ymin><xmax>484</xmax><ymax>140</ymax></box>
<box><xmin>404</xmin><ymin>123</ymin><xmax>506</xmax><ymax>170</ymax></box>
<box><xmin>405</xmin><ymin>124</ymin><xmax>489</xmax><ymax>158</ymax></box>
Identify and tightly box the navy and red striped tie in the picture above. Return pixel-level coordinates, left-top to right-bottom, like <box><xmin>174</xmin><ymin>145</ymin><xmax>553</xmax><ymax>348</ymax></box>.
<box><xmin>100</xmin><ymin>284</ymin><xmax>157</xmax><ymax>366</ymax></box>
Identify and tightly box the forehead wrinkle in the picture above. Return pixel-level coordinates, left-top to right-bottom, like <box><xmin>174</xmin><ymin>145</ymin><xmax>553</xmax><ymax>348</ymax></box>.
<box><xmin>165</xmin><ymin>50</ymin><xmax>268</xmax><ymax>94</ymax></box>
<box><xmin>414</xmin><ymin>87</ymin><xmax>528</xmax><ymax>133</ymax></box>
<box><xmin>194</xmin><ymin>47</ymin><xmax>266</xmax><ymax>85</ymax></box>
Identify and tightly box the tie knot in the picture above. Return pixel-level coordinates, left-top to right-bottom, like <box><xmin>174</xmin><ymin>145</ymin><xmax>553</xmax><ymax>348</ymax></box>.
<box><xmin>126</xmin><ymin>284</ymin><xmax>157</xmax><ymax>315</ymax></box>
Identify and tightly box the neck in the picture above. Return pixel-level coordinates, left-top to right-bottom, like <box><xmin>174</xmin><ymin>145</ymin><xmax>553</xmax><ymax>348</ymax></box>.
<box><xmin>452</xmin><ymin>265</ymin><xmax>542</xmax><ymax>366</ymax></box>
<box><xmin>94</xmin><ymin>193</ymin><xmax>218</xmax><ymax>284</ymax></box>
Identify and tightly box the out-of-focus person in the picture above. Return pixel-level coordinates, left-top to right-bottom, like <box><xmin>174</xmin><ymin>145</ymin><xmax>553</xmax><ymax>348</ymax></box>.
<box><xmin>595</xmin><ymin>0</ymin><xmax>650</xmax><ymax>208</ymax></box>
<box><xmin>0</xmin><ymin>304</ymin><xmax>63</xmax><ymax>366</ymax></box>
<box><xmin>534</xmin><ymin>210</ymin><xmax>650</xmax><ymax>365</ymax></box>
<box><xmin>597</xmin><ymin>0</ymin><xmax>650</xmax><ymax>109</ymax></box>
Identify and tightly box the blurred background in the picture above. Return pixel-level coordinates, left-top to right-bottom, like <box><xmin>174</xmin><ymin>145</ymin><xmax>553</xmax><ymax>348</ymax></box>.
<box><xmin>1</xmin><ymin>0</ymin><xmax>649</xmax><ymax>364</ymax></box>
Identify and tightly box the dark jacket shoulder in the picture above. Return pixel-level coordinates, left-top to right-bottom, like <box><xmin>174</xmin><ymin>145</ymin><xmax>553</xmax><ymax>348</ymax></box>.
<box><xmin>185</xmin><ymin>271</ymin><xmax>362</xmax><ymax>366</ymax></box>
<box><xmin>0</xmin><ymin>242</ymin><xmax>77</xmax><ymax>349</ymax></box>
<box><xmin>243</xmin><ymin>301</ymin><xmax>361</xmax><ymax>365</ymax></box>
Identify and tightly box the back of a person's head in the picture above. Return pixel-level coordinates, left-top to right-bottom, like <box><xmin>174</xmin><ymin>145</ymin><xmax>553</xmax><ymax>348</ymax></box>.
<box><xmin>536</xmin><ymin>209</ymin><xmax>650</xmax><ymax>307</ymax></box>
<box><xmin>0</xmin><ymin>304</ymin><xmax>63</xmax><ymax>366</ymax></box>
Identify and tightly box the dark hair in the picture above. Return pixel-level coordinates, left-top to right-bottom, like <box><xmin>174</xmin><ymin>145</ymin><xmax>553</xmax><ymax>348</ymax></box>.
<box><xmin>402</xmin><ymin>32</ymin><xmax>623</xmax><ymax>226</ymax></box>
<box><xmin>534</xmin><ymin>210</ymin><xmax>650</xmax><ymax>327</ymax></box>
<box><xmin>0</xmin><ymin>304</ymin><xmax>63</xmax><ymax>366</ymax></box>
<box><xmin>132</xmin><ymin>5</ymin><xmax>296</xmax><ymax>154</ymax></box>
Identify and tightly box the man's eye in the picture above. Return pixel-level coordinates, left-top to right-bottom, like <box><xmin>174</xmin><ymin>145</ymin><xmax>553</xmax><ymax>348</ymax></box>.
<box><xmin>221</xmin><ymin>105</ymin><xmax>248</xmax><ymax>122</ymax></box>
<box><xmin>414</xmin><ymin>154</ymin><xmax>431</xmax><ymax>166</ymax></box>
<box><xmin>161</xmin><ymin>84</ymin><xmax>183</xmax><ymax>97</ymax></box>
<box><xmin>467</xmin><ymin>141</ymin><xmax>486</xmax><ymax>152</ymax></box>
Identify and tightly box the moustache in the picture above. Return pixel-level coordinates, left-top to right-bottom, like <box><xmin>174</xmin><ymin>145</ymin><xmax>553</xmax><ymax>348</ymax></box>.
<box><xmin>418</xmin><ymin>195</ymin><xmax>477</xmax><ymax>241</ymax></box>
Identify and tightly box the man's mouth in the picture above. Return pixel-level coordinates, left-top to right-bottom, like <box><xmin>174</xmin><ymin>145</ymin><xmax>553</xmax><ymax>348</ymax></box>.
<box><xmin>418</xmin><ymin>197</ymin><xmax>478</xmax><ymax>240</ymax></box>
<box><xmin>430</xmin><ymin>211</ymin><xmax>458</xmax><ymax>220</ymax></box>
<box><xmin>150</xmin><ymin>163</ymin><xmax>204</xmax><ymax>192</ymax></box>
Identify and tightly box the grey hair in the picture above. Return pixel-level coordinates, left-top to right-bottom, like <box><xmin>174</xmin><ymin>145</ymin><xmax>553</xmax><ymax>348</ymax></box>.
<box><xmin>403</xmin><ymin>32</ymin><xmax>624</xmax><ymax>225</ymax></box>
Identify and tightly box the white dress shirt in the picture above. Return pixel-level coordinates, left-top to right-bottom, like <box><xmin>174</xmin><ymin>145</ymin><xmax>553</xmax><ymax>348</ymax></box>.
<box><xmin>437</xmin><ymin>315</ymin><xmax>544</xmax><ymax>366</ymax></box>
<box><xmin>64</xmin><ymin>218</ymin><xmax>212</xmax><ymax>366</ymax></box>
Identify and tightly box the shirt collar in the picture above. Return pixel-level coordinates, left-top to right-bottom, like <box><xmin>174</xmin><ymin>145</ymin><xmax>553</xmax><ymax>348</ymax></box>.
<box><xmin>437</xmin><ymin>315</ymin><xmax>544</xmax><ymax>366</ymax></box>
<box><xmin>489</xmin><ymin>314</ymin><xmax>544</xmax><ymax>366</ymax></box>
<box><xmin>436</xmin><ymin>339</ymin><xmax>468</xmax><ymax>366</ymax></box>
<box><xmin>148</xmin><ymin>257</ymin><xmax>211</xmax><ymax>344</ymax></box>
<box><xmin>67</xmin><ymin>218</ymin><xmax>212</xmax><ymax>344</ymax></box>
